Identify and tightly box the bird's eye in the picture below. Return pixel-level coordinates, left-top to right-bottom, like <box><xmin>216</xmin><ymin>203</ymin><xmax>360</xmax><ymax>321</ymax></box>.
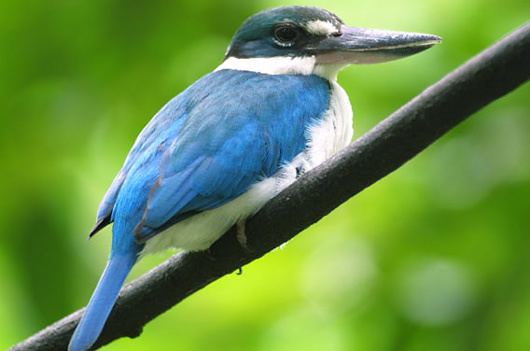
<box><xmin>274</xmin><ymin>25</ymin><xmax>299</xmax><ymax>46</ymax></box>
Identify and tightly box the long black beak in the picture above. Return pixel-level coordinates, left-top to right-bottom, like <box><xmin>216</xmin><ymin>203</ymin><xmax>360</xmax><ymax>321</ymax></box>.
<box><xmin>312</xmin><ymin>26</ymin><xmax>441</xmax><ymax>64</ymax></box>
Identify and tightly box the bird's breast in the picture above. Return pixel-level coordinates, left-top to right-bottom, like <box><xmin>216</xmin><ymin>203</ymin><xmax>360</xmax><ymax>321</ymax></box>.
<box><xmin>303</xmin><ymin>80</ymin><xmax>353</xmax><ymax>168</ymax></box>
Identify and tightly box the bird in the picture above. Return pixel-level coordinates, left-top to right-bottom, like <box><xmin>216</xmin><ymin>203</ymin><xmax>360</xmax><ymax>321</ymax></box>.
<box><xmin>68</xmin><ymin>6</ymin><xmax>440</xmax><ymax>351</ymax></box>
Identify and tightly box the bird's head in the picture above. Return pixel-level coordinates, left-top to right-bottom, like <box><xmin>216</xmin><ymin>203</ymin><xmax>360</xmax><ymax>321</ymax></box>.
<box><xmin>219</xmin><ymin>6</ymin><xmax>441</xmax><ymax>79</ymax></box>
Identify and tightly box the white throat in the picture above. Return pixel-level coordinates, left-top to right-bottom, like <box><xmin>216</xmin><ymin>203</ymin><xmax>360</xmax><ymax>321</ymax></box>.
<box><xmin>215</xmin><ymin>56</ymin><xmax>345</xmax><ymax>81</ymax></box>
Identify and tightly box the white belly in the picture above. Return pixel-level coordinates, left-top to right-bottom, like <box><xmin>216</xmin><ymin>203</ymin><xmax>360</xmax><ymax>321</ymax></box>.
<box><xmin>140</xmin><ymin>81</ymin><xmax>353</xmax><ymax>255</ymax></box>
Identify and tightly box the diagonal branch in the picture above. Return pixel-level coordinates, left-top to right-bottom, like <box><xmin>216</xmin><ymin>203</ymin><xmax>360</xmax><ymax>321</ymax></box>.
<box><xmin>11</xmin><ymin>22</ymin><xmax>530</xmax><ymax>351</ymax></box>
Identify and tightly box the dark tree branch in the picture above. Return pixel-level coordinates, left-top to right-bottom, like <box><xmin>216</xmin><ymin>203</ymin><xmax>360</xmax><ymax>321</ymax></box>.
<box><xmin>11</xmin><ymin>22</ymin><xmax>530</xmax><ymax>351</ymax></box>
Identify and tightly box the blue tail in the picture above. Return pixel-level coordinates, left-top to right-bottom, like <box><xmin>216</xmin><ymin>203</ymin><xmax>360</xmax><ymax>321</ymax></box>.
<box><xmin>68</xmin><ymin>251</ymin><xmax>137</xmax><ymax>351</ymax></box>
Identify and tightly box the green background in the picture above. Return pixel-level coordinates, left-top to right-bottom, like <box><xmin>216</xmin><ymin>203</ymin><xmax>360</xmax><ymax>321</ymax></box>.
<box><xmin>1</xmin><ymin>0</ymin><xmax>529</xmax><ymax>350</ymax></box>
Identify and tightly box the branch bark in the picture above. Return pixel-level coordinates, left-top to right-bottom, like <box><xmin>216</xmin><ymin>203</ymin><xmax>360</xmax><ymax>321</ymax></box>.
<box><xmin>11</xmin><ymin>22</ymin><xmax>530</xmax><ymax>351</ymax></box>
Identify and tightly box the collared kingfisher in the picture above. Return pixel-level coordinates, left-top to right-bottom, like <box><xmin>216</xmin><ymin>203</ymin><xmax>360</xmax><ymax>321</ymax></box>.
<box><xmin>69</xmin><ymin>6</ymin><xmax>440</xmax><ymax>351</ymax></box>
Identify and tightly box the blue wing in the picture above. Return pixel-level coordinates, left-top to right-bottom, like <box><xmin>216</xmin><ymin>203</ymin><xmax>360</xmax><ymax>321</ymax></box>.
<box><xmin>100</xmin><ymin>70</ymin><xmax>330</xmax><ymax>247</ymax></box>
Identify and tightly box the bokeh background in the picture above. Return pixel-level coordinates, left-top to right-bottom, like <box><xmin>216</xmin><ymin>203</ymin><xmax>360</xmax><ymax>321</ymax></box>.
<box><xmin>1</xmin><ymin>0</ymin><xmax>529</xmax><ymax>350</ymax></box>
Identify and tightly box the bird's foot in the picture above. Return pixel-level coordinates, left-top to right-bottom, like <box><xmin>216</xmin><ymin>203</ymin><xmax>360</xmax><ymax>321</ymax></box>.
<box><xmin>236</xmin><ymin>219</ymin><xmax>252</xmax><ymax>254</ymax></box>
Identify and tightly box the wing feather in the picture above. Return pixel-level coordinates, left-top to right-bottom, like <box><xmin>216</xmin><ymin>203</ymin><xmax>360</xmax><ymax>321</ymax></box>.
<box><xmin>104</xmin><ymin>70</ymin><xmax>330</xmax><ymax>243</ymax></box>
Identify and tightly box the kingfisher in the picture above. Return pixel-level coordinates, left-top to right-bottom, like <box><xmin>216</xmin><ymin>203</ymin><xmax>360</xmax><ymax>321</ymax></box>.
<box><xmin>69</xmin><ymin>6</ymin><xmax>440</xmax><ymax>351</ymax></box>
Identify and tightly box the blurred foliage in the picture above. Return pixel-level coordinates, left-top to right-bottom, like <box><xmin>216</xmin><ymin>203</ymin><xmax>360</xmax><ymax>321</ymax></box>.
<box><xmin>1</xmin><ymin>0</ymin><xmax>529</xmax><ymax>350</ymax></box>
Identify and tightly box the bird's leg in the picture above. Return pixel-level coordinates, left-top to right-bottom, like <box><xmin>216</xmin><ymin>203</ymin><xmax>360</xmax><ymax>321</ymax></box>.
<box><xmin>233</xmin><ymin>220</ymin><xmax>252</xmax><ymax>275</ymax></box>
<box><xmin>236</xmin><ymin>219</ymin><xmax>251</xmax><ymax>254</ymax></box>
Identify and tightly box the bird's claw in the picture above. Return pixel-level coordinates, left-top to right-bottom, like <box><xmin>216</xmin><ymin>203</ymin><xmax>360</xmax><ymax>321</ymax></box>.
<box><xmin>236</xmin><ymin>220</ymin><xmax>252</xmax><ymax>254</ymax></box>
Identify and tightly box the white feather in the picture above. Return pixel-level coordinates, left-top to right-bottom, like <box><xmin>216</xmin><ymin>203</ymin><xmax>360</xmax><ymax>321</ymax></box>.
<box><xmin>305</xmin><ymin>20</ymin><xmax>339</xmax><ymax>36</ymax></box>
<box><xmin>216</xmin><ymin>56</ymin><xmax>347</xmax><ymax>81</ymax></box>
<box><xmin>306</xmin><ymin>80</ymin><xmax>353</xmax><ymax>165</ymax></box>
<box><xmin>216</xmin><ymin>56</ymin><xmax>316</xmax><ymax>76</ymax></box>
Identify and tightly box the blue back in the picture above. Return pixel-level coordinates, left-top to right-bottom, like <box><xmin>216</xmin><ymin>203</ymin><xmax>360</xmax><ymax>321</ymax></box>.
<box><xmin>99</xmin><ymin>69</ymin><xmax>330</xmax><ymax>252</ymax></box>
